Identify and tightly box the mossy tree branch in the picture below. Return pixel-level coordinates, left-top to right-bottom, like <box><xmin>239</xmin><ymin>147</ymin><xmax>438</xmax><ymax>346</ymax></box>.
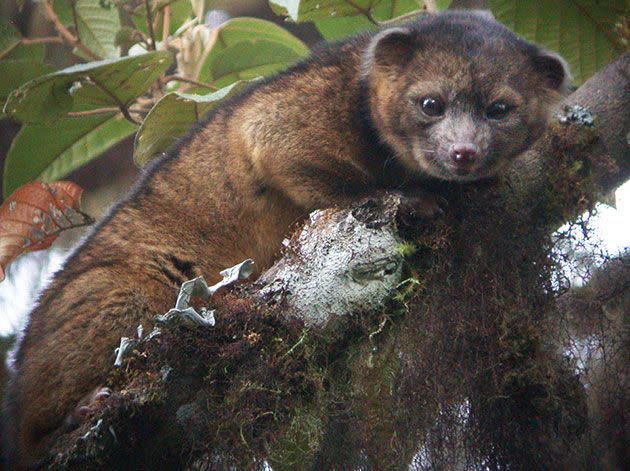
<box><xmin>46</xmin><ymin>54</ymin><xmax>629</xmax><ymax>470</ymax></box>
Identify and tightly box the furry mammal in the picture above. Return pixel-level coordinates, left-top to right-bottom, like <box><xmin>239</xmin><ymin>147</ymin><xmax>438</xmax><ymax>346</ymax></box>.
<box><xmin>3</xmin><ymin>11</ymin><xmax>568</xmax><ymax>467</ymax></box>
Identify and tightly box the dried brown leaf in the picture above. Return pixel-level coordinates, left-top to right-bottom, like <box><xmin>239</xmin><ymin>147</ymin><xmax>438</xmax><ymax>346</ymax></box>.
<box><xmin>0</xmin><ymin>181</ymin><xmax>94</xmax><ymax>281</ymax></box>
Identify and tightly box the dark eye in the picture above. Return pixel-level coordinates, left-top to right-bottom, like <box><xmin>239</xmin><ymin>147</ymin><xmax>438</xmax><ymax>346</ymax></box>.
<box><xmin>485</xmin><ymin>101</ymin><xmax>513</xmax><ymax>120</ymax></box>
<box><xmin>419</xmin><ymin>96</ymin><xmax>445</xmax><ymax>117</ymax></box>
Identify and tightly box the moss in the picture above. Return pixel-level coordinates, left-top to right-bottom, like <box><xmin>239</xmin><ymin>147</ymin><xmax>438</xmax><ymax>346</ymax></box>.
<box><xmin>307</xmin><ymin>164</ymin><xmax>599</xmax><ymax>469</ymax></box>
<box><xmin>267</xmin><ymin>407</ymin><xmax>325</xmax><ymax>471</ymax></box>
<box><xmin>396</xmin><ymin>241</ymin><xmax>417</xmax><ymax>258</ymax></box>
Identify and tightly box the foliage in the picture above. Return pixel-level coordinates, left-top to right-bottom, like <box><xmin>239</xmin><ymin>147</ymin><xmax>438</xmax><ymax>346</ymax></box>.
<box><xmin>490</xmin><ymin>0</ymin><xmax>628</xmax><ymax>84</ymax></box>
<box><xmin>4</xmin><ymin>52</ymin><xmax>171</xmax><ymax>125</ymax></box>
<box><xmin>195</xmin><ymin>18</ymin><xmax>309</xmax><ymax>87</ymax></box>
<box><xmin>269</xmin><ymin>0</ymin><xmax>452</xmax><ymax>39</ymax></box>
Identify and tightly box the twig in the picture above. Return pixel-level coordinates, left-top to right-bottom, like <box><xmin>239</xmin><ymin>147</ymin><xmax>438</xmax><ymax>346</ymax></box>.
<box><xmin>42</xmin><ymin>0</ymin><xmax>102</xmax><ymax>60</ymax></box>
<box><xmin>66</xmin><ymin>108</ymin><xmax>119</xmax><ymax>118</ymax></box>
<box><xmin>19</xmin><ymin>36</ymin><xmax>63</xmax><ymax>45</ymax></box>
<box><xmin>163</xmin><ymin>75</ymin><xmax>219</xmax><ymax>91</ymax></box>
<box><xmin>162</xmin><ymin>5</ymin><xmax>171</xmax><ymax>46</ymax></box>
<box><xmin>67</xmin><ymin>106</ymin><xmax>149</xmax><ymax>120</ymax></box>
<box><xmin>144</xmin><ymin>0</ymin><xmax>157</xmax><ymax>51</ymax></box>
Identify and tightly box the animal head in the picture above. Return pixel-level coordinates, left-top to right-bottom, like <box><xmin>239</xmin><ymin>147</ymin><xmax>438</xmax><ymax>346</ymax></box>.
<box><xmin>362</xmin><ymin>11</ymin><xmax>570</xmax><ymax>181</ymax></box>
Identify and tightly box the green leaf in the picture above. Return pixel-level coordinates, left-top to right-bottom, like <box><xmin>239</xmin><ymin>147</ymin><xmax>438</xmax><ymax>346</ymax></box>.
<box><xmin>0</xmin><ymin>24</ymin><xmax>50</xmax><ymax>114</ymax></box>
<box><xmin>270</xmin><ymin>0</ymin><xmax>438</xmax><ymax>40</ymax></box>
<box><xmin>268</xmin><ymin>0</ymin><xmax>441</xmax><ymax>22</ymax></box>
<box><xmin>196</xmin><ymin>18</ymin><xmax>309</xmax><ymax>87</ymax></box>
<box><xmin>490</xmin><ymin>0</ymin><xmax>628</xmax><ymax>84</ymax></box>
<box><xmin>0</xmin><ymin>17</ymin><xmax>21</xmax><ymax>59</ymax></box>
<box><xmin>73</xmin><ymin>0</ymin><xmax>122</xmax><ymax>59</ymax></box>
<box><xmin>3</xmin><ymin>114</ymin><xmax>136</xmax><ymax>198</ymax></box>
<box><xmin>269</xmin><ymin>0</ymin><xmax>379</xmax><ymax>22</ymax></box>
<box><xmin>0</xmin><ymin>60</ymin><xmax>54</xmax><ymax>105</ymax></box>
<box><xmin>3</xmin><ymin>51</ymin><xmax>172</xmax><ymax>124</ymax></box>
<box><xmin>134</xmin><ymin>80</ymin><xmax>254</xmax><ymax>166</ymax></box>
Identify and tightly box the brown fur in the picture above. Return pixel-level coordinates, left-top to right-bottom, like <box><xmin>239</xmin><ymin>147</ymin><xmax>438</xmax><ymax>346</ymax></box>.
<box><xmin>2</xmin><ymin>11</ymin><xmax>568</xmax><ymax>468</ymax></box>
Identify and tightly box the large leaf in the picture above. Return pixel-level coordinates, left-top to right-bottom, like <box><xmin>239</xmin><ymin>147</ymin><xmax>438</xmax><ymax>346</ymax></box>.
<box><xmin>73</xmin><ymin>0</ymin><xmax>122</xmax><ymax>59</ymax></box>
<box><xmin>271</xmin><ymin>0</ymin><xmax>451</xmax><ymax>40</ymax></box>
<box><xmin>0</xmin><ymin>21</ymin><xmax>50</xmax><ymax>115</ymax></box>
<box><xmin>0</xmin><ymin>60</ymin><xmax>54</xmax><ymax>105</ymax></box>
<box><xmin>3</xmin><ymin>51</ymin><xmax>172</xmax><ymax>124</ymax></box>
<box><xmin>270</xmin><ymin>0</ymin><xmax>389</xmax><ymax>22</ymax></box>
<box><xmin>3</xmin><ymin>114</ymin><xmax>136</xmax><ymax>198</ymax></box>
<box><xmin>134</xmin><ymin>80</ymin><xmax>254</xmax><ymax>166</ymax></box>
<box><xmin>196</xmin><ymin>18</ymin><xmax>309</xmax><ymax>88</ymax></box>
<box><xmin>490</xmin><ymin>0</ymin><xmax>628</xmax><ymax>84</ymax></box>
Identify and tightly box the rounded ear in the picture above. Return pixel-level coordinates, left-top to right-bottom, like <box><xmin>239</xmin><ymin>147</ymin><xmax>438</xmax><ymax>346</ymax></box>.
<box><xmin>533</xmin><ymin>51</ymin><xmax>571</xmax><ymax>93</ymax></box>
<box><xmin>363</xmin><ymin>27</ymin><xmax>416</xmax><ymax>73</ymax></box>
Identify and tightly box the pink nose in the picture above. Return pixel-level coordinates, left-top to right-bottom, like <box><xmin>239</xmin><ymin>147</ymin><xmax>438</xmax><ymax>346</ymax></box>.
<box><xmin>449</xmin><ymin>144</ymin><xmax>479</xmax><ymax>165</ymax></box>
